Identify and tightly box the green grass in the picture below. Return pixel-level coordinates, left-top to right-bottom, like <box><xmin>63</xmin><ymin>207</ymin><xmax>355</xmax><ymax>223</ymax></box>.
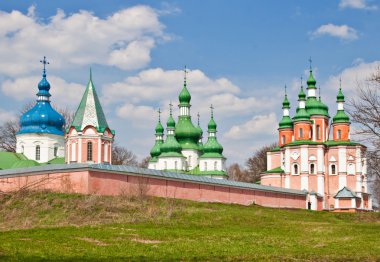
<box><xmin>0</xmin><ymin>191</ymin><xmax>379</xmax><ymax>261</ymax></box>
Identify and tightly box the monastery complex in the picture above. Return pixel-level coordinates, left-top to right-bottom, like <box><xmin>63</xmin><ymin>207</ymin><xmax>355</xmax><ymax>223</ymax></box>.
<box><xmin>0</xmin><ymin>58</ymin><xmax>373</xmax><ymax>212</ymax></box>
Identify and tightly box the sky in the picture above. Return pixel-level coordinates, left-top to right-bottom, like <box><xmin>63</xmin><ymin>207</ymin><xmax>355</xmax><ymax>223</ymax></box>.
<box><xmin>0</xmin><ymin>0</ymin><xmax>379</xmax><ymax>165</ymax></box>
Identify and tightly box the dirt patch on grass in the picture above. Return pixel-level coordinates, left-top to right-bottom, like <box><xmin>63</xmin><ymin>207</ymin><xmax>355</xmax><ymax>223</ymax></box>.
<box><xmin>77</xmin><ymin>237</ymin><xmax>109</xmax><ymax>246</ymax></box>
<box><xmin>131</xmin><ymin>238</ymin><xmax>163</xmax><ymax>244</ymax></box>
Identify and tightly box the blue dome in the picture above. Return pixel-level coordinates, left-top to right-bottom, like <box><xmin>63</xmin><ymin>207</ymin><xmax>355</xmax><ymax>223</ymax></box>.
<box><xmin>17</xmin><ymin>65</ymin><xmax>65</xmax><ymax>136</ymax></box>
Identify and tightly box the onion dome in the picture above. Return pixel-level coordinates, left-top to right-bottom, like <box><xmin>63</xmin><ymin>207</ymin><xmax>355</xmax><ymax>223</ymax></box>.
<box><xmin>307</xmin><ymin>65</ymin><xmax>317</xmax><ymax>89</ymax></box>
<box><xmin>175</xmin><ymin>72</ymin><xmax>202</xmax><ymax>150</ymax></box>
<box><xmin>293</xmin><ymin>86</ymin><xmax>311</xmax><ymax>122</ymax></box>
<box><xmin>160</xmin><ymin>105</ymin><xmax>183</xmax><ymax>157</ymax></box>
<box><xmin>305</xmin><ymin>98</ymin><xmax>330</xmax><ymax>117</ymax></box>
<box><xmin>196</xmin><ymin>113</ymin><xmax>204</xmax><ymax>152</ymax></box>
<box><xmin>149</xmin><ymin>109</ymin><xmax>165</xmax><ymax>162</ymax></box>
<box><xmin>18</xmin><ymin>57</ymin><xmax>65</xmax><ymax>136</ymax></box>
<box><xmin>279</xmin><ymin>88</ymin><xmax>293</xmax><ymax>129</ymax></box>
<box><xmin>201</xmin><ymin>106</ymin><xmax>224</xmax><ymax>158</ymax></box>
<box><xmin>333</xmin><ymin>88</ymin><xmax>350</xmax><ymax>123</ymax></box>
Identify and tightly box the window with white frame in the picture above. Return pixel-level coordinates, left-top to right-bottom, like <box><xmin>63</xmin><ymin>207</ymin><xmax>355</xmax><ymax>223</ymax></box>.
<box><xmin>299</xmin><ymin>128</ymin><xmax>303</xmax><ymax>138</ymax></box>
<box><xmin>310</xmin><ymin>163</ymin><xmax>315</xmax><ymax>174</ymax></box>
<box><xmin>204</xmin><ymin>162</ymin><xmax>208</xmax><ymax>171</ymax></box>
<box><xmin>214</xmin><ymin>161</ymin><xmax>218</xmax><ymax>171</ymax></box>
<box><xmin>87</xmin><ymin>142</ymin><xmax>93</xmax><ymax>161</ymax></box>
<box><xmin>293</xmin><ymin>163</ymin><xmax>298</xmax><ymax>175</ymax></box>
<box><xmin>330</xmin><ymin>164</ymin><xmax>336</xmax><ymax>175</ymax></box>
<box><xmin>35</xmin><ymin>145</ymin><xmax>40</xmax><ymax>160</ymax></box>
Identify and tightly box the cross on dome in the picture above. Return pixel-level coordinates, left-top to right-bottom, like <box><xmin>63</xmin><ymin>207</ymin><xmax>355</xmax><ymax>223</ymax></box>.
<box><xmin>184</xmin><ymin>65</ymin><xmax>188</xmax><ymax>85</ymax></box>
<box><xmin>40</xmin><ymin>56</ymin><xmax>49</xmax><ymax>74</ymax></box>
<box><xmin>158</xmin><ymin>108</ymin><xmax>161</xmax><ymax>121</ymax></box>
<box><xmin>308</xmin><ymin>57</ymin><xmax>312</xmax><ymax>70</ymax></box>
<box><xmin>169</xmin><ymin>101</ymin><xmax>173</xmax><ymax>115</ymax></box>
<box><xmin>210</xmin><ymin>104</ymin><xmax>214</xmax><ymax>118</ymax></box>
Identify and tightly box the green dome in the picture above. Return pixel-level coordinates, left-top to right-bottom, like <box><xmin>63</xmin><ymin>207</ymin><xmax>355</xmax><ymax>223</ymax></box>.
<box><xmin>11</xmin><ymin>159</ymin><xmax>40</xmax><ymax>169</ymax></box>
<box><xmin>155</xmin><ymin>121</ymin><xmax>164</xmax><ymax>134</ymax></box>
<box><xmin>150</xmin><ymin>140</ymin><xmax>163</xmax><ymax>159</ymax></box>
<box><xmin>208</xmin><ymin>117</ymin><xmax>217</xmax><ymax>132</ymax></box>
<box><xmin>298</xmin><ymin>86</ymin><xmax>306</xmax><ymax>101</ymax></box>
<box><xmin>307</xmin><ymin>69</ymin><xmax>316</xmax><ymax>88</ymax></box>
<box><xmin>175</xmin><ymin>116</ymin><xmax>202</xmax><ymax>150</ymax></box>
<box><xmin>305</xmin><ymin>98</ymin><xmax>329</xmax><ymax>117</ymax></box>
<box><xmin>160</xmin><ymin>135</ymin><xmax>182</xmax><ymax>155</ymax></box>
<box><xmin>167</xmin><ymin>115</ymin><xmax>176</xmax><ymax>129</ymax></box>
<box><xmin>202</xmin><ymin>137</ymin><xmax>224</xmax><ymax>157</ymax></box>
<box><xmin>337</xmin><ymin>88</ymin><xmax>345</xmax><ymax>102</ymax></box>
<box><xmin>293</xmin><ymin>108</ymin><xmax>310</xmax><ymax>122</ymax></box>
<box><xmin>333</xmin><ymin>110</ymin><xmax>350</xmax><ymax>123</ymax></box>
<box><xmin>279</xmin><ymin>116</ymin><xmax>293</xmax><ymax>129</ymax></box>
<box><xmin>282</xmin><ymin>94</ymin><xmax>290</xmax><ymax>109</ymax></box>
<box><xmin>179</xmin><ymin>83</ymin><xmax>191</xmax><ymax>105</ymax></box>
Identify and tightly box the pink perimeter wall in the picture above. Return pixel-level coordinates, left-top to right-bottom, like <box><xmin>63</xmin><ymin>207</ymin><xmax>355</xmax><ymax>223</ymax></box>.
<box><xmin>0</xmin><ymin>169</ymin><xmax>307</xmax><ymax>209</ymax></box>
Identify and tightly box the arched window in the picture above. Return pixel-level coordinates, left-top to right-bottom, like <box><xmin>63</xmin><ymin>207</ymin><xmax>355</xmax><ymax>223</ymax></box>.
<box><xmin>87</xmin><ymin>142</ymin><xmax>93</xmax><ymax>161</ymax></box>
<box><xmin>214</xmin><ymin>161</ymin><xmax>218</xmax><ymax>171</ymax></box>
<box><xmin>316</xmin><ymin>125</ymin><xmax>320</xmax><ymax>140</ymax></box>
<box><xmin>331</xmin><ymin>164</ymin><xmax>336</xmax><ymax>175</ymax></box>
<box><xmin>281</xmin><ymin>135</ymin><xmax>285</xmax><ymax>144</ymax></box>
<box><xmin>35</xmin><ymin>145</ymin><xmax>40</xmax><ymax>160</ymax></box>
<box><xmin>337</xmin><ymin>130</ymin><xmax>342</xmax><ymax>140</ymax></box>
<box><xmin>174</xmin><ymin>161</ymin><xmax>178</xmax><ymax>170</ymax></box>
<box><xmin>104</xmin><ymin>143</ymin><xmax>108</xmax><ymax>162</ymax></box>
<box><xmin>293</xmin><ymin>164</ymin><xmax>298</xmax><ymax>175</ymax></box>
<box><xmin>299</xmin><ymin>128</ymin><xmax>303</xmax><ymax>139</ymax></box>
<box><xmin>204</xmin><ymin>162</ymin><xmax>208</xmax><ymax>171</ymax></box>
<box><xmin>310</xmin><ymin>163</ymin><xmax>315</xmax><ymax>174</ymax></box>
<box><xmin>164</xmin><ymin>161</ymin><xmax>167</xmax><ymax>169</ymax></box>
<box><xmin>21</xmin><ymin>145</ymin><xmax>24</xmax><ymax>153</ymax></box>
<box><xmin>54</xmin><ymin>146</ymin><xmax>58</xmax><ymax>157</ymax></box>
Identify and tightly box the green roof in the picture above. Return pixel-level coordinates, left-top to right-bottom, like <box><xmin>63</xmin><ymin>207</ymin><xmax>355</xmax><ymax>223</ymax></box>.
<box><xmin>279</xmin><ymin>116</ymin><xmax>293</xmax><ymax>129</ymax></box>
<box><xmin>282</xmin><ymin>140</ymin><xmax>363</xmax><ymax>148</ymax></box>
<box><xmin>282</xmin><ymin>94</ymin><xmax>290</xmax><ymax>109</ymax></box>
<box><xmin>305</xmin><ymin>97</ymin><xmax>329</xmax><ymax>117</ymax></box>
<box><xmin>0</xmin><ymin>152</ymin><xmax>28</xmax><ymax>170</ymax></box>
<box><xmin>11</xmin><ymin>159</ymin><xmax>40</xmax><ymax>169</ymax></box>
<box><xmin>188</xmin><ymin>165</ymin><xmax>227</xmax><ymax>177</ymax></box>
<box><xmin>334</xmin><ymin>187</ymin><xmax>358</xmax><ymax>199</ymax></box>
<box><xmin>179</xmin><ymin>81</ymin><xmax>191</xmax><ymax>106</ymax></box>
<box><xmin>269</xmin><ymin>146</ymin><xmax>281</xmax><ymax>152</ymax></box>
<box><xmin>293</xmin><ymin>108</ymin><xmax>311</xmax><ymax>122</ymax></box>
<box><xmin>337</xmin><ymin>88</ymin><xmax>345</xmax><ymax>102</ymax></box>
<box><xmin>70</xmin><ymin>71</ymin><xmax>111</xmax><ymax>133</ymax></box>
<box><xmin>307</xmin><ymin>69</ymin><xmax>316</xmax><ymax>89</ymax></box>
<box><xmin>332</xmin><ymin>110</ymin><xmax>350</xmax><ymax>123</ymax></box>
<box><xmin>265</xmin><ymin>166</ymin><xmax>284</xmax><ymax>174</ymax></box>
<box><xmin>46</xmin><ymin>157</ymin><xmax>65</xmax><ymax>165</ymax></box>
<box><xmin>175</xmin><ymin>116</ymin><xmax>201</xmax><ymax>149</ymax></box>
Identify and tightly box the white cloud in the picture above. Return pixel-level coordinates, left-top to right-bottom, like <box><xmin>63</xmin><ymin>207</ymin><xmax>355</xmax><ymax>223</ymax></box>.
<box><xmin>224</xmin><ymin>113</ymin><xmax>278</xmax><ymax>139</ymax></box>
<box><xmin>116</xmin><ymin>103</ymin><xmax>157</xmax><ymax>127</ymax></box>
<box><xmin>339</xmin><ymin>0</ymin><xmax>377</xmax><ymax>10</ymax></box>
<box><xmin>1</xmin><ymin>75</ymin><xmax>85</xmax><ymax>109</ymax></box>
<box><xmin>103</xmin><ymin>67</ymin><xmax>275</xmax><ymax>121</ymax></box>
<box><xmin>311</xmin><ymin>24</ymin><xmax>358</xmax><ymax>41</ymax></box>
<box><xmin>324</xmin><ymin>60</ymin><xmax>380</xmax><ymax>94</ymax></box>
<box><xmin>0</xmin><ymin>5</ymin><xmax>168</xmax><ymax>76</ymax></box>
<box><xmin>0</xmin><ymin>108</ymin><xmax>17</xmax><ymax>124</ymax></box>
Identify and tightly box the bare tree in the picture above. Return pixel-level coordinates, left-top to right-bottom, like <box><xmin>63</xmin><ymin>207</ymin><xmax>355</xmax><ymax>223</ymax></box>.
<box><xmin>348</xmin><ymin>66</ymin><xmax>380</xmax><ymax>204</ymax></box>
<box><xmin>227</xmin><ymin>163</ymin><xmax>247</xmax><ymax>181</ymax></box>
<box><xmin>139</xmin><ymin>156</ymin><xmax>151</xmax><ymax>168</ymax></box>
<box><xmin>244</xmin><ymin>143</ymin><xmax>277</xmax><ymax>183</ymax></box>
<box><xmin>111</xmin><ymin>144</ymin><xmax>139</xmax><ymax>166</ymax></box>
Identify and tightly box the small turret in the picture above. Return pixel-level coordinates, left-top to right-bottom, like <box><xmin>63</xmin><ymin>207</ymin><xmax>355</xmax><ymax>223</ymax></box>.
<box><xmin>293</xmin><ymin>82</ymin><xmax>311</xmax><ymax>141</ymax></box>
<box><xmin>148</xmin><ymin>109</ymin><xmax>165</xmax><ymax>168</ymax></box>
<box><xmin>278</xmin><ymin>86</ymin><xmax>293</xmax><ymax>146</ymax></box>
<box><xmin>332</xmin><ymin>80</ymin><xmax>350</xmax><ymax>141</ymax></box>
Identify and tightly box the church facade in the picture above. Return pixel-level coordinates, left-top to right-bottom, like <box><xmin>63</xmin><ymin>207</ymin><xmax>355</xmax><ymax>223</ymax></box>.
<box><xmin>261</xmin><ymin>64</ymin><xmax>372</xmax><ymax>212</ymax></box>
<box><xmin>148</xmin><ymin>74</ymin><xmax>227</xmax><ymax>179</ymax></box>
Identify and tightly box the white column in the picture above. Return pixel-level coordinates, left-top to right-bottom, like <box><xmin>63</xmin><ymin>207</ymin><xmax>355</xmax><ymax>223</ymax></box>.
<box><xmin>78</xmin><ymin>137</ymin><xmax>82</xmax><ymax>163</ymax></box>
<box><xmin>338</xmin><ymin>147</ymin><xmax>347</xmax><ymax>173</ymax></box>
<box><xmin>98</xmin><ymin>138</ymin><xmax>101</xmax><ymax>163</ymax></box>
<box><xmin>300</xmin><ymin>147</ymin><xmax>308</xmax><ymax>172</ymax></box>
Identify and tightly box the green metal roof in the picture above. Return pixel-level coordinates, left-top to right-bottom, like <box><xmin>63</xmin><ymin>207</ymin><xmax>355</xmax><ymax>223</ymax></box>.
<box><xmin>70</xmin><ymin>71</ymin><xmax>111</xmax><ymax>133</ymax></box>
<box><xmin>282</xmin><ymin>94</ymin><xmax>290</xmax><ymax>109</ymax></box>
<box><xmin>11</xmin><ymin>159</ymin><xmax>40</xmax><ymax>169</ymax></box>
<box><xmin>46</xmin><ymin>157</ymin><xmax>65</xmax><ymax>165</ymax></box>
<box><xmin>264</xmin><ymin>166</ymin><xmax>284</xmax><ymax>174</ymax></box>
<box><xmin>179</xmin><ymin>82</ymin><xmax>191</xmax><ymax>106</ymax></box>
<box><xmin>279</xmin><ymin>116</ymin><xmax>293</xmax><ymax>129</ymax></box>
<box><xmin>337</xmin><ymin>88</ymin><xmax>345</xmax><ymax>102</ymax></box>
<box><xmin>332</xmin><ymin>110</ymin><xmax>350</xmax><ymax>123</ymax></box>
<box><xmin>305</xmin><ymin>97</ymin><xmax>329</xmax><ymax>117</ymax></box>
<box><xmin>334</xmin><ymin>187</ymin><xmax>358</xmax><ymax>199</ymax></box>
<box><xmin>307</xmin><ymin>69</ymin><xmax>317</xmax><ymax>89</ymax></box>
<box><xmin>0</xmin><ymin>152</ymin><xmax>28</xmax><ymax>170</ymax></box>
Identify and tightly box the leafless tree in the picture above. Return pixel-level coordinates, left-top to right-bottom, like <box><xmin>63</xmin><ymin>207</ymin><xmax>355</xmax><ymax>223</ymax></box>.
<box><xmin>227</xmin><ymin>163</ymin><xmax>247</xmax><ymax>181</ymax></box>
<box><xmin>0</xmin><ymin>101</ymin><xmax>74</xmax><ymax>152</ymax></box>
<box><xmin>139</xmin><ymin>156</ymin><xmax>151</xmax><ymax>168</ymax></box>
<box><xmin>348</xmin><ymin>66</ymin><xmax>380</xmax><ymax>204</ymax></box>
<box><xmin>244</xmin><ymin>143</ymin><xmax>277</xmax><ymax>183</ymax></box>
<box><xmin>111</xmin><ymin>144</ymin><xmax>139</xmax><ymax>166</ymax></box>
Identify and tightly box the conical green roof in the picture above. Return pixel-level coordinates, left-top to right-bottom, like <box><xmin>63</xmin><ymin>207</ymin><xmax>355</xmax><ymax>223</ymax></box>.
<box><xmin>337</xmin><ymin>88</ymin><xmax>345</xmax><ymax>102</ymax></box>
<box><xmin>155</xmin><ymin>120</ymin><xmax>164</xmax><ymax>134</ymax></box>
<box><xmin>333</xmin><ymin>110</ymin><xmax>350</xmax><ymax>123</ymax></box>
<box><xmin>279</xmin><ymin>116</ymin><xmax>293</xmax><ymax>129</ymax></box>
<box><xmin>282</xmin><ymin>94</ymin><xmax>290</xmax><ymax>109</ymax></box>
<box><xmin>293</xmin><ymin>86</ymin><xmax>310</xmax><ymax>122</ymax></box>
<box><xmin>70</xmin><ymin>70</ymin><xmax>110</xmax><ymax>133</ymax></box>
<box><xmin>160</xmin><ymin>134</ymin><xmax>183</xmax><ymax>157</ymax></box>
<box><xmin>150</xmin><ymin>140</ymin><xmax>163</xmax><ymax>160</ymax></box>
<box><xmin>307</xmin><ymin>69</ymin><xmax>316</xmax><ymax>89</ymax></box>
<box><xmin>167</xmin><ymin>114</ymin><xmax>176</xmax><ymax>129</ymax></box>
<box><xmin>200</xmin><ymin>109</ymin><xmax>224</xmax><ymax>158</ymax></box>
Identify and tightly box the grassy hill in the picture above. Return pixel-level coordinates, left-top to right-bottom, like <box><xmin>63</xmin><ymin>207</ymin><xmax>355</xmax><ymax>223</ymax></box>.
<box><xmin>0</xmin><ymin>191</ymin><xmax>379</xmax><ymax>261</ymax></box>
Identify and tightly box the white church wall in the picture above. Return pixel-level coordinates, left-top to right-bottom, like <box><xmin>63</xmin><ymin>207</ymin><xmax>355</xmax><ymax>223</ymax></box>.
<box><xmin>181</xmin><ymin>149</ymin><xmax>199</xmax><ymax>170</ymax></box>
<box><xmin>16</xmin><ymin>133</ymin><xmax>65</xmax><ymax>163</ymax></box>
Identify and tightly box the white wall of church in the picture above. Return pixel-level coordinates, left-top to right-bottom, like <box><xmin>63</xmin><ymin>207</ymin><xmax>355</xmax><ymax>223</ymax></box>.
<box><xmin>16</xmin><ymin>133</ymin><xmax>65</xmax><ymax>163</ymax></box>
<box><xmin>181</xmin><ymin>149</ymin><xmax>199</xmax><ymax>170</ymax></box>
<box><xmin>157</xmin><ymin>157</ymin><xmax>185</xmax><ymax>170</ymax></box>
<box><xmin>199</xmin><ymin>158</ymin><xmax>225</xmax><ymax>172</ymax></box>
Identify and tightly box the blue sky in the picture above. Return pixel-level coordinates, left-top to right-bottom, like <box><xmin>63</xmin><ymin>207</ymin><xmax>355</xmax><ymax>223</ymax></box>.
<box><xmin>0</xmin><ymin>0</ymin><xmax>379</xmax><ymax>164</ymax></box>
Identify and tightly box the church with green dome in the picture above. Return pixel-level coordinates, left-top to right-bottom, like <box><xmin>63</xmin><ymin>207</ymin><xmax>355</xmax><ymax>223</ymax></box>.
<box><xmin>148</xmin><ymin>70</ymin><xmax>227</xmax><ymax>179</ymax></box>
